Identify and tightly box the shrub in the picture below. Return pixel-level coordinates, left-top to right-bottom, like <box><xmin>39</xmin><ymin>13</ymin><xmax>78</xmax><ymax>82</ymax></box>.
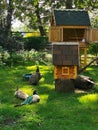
<box><xmin>12</xmin><ymin>54</ymin><xmax>24</xmax><ymax>65</ymax></box>
<box><xmin>88</xmin><ymin>43</ymin><xmax>98</xmax><ymax>57</ymax></box>
<box><xmin>24</xmin><ymin>36</ymin><xmax>49</xmax><ymax>51</ymax></box>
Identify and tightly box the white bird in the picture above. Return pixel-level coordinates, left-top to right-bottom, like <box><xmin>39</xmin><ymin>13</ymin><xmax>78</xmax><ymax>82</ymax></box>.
<box><xmin>32</xmin><ymin>90</ymin><xmax>40</xmax><ymax>103</ymax></box>
<box><xmin>14</xmin><ymin>87</ymin><xmax>28</xmax><ymax>100</ymax></box>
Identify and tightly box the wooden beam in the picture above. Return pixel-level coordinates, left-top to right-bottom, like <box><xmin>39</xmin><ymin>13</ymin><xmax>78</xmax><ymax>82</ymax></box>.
<box><xmin>61</xmin><ymin>28</ymin><xmax>63</xmax><ymax>42</ymax></box>
<box><xmin>51</xmin><ymin>26</ymin><xmax>89</xmax><ymax>29</ymax></box>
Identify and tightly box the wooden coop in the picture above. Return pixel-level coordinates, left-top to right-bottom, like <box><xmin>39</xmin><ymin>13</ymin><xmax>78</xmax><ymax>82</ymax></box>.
<box><xmin>49</xmin><ymin>9</ymin><xmax>98</xmax><ymax>92</ymax></box>
<box><xmin>49</xmin><ymin>10</ymin><xmax>98</xmax><ymax>66</ymax></box>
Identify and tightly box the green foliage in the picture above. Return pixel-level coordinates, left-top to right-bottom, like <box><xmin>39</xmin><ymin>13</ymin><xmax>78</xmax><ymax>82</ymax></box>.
<box><xmin>24</xmin><ymin>36</ymin><xmax>49</xmax><ymax>51</ymax></box>
<box><xmin>12</xmin><ymin>53</ymin><xmax>24</xmax><ymax>65</ymax></box>
<box><xmin>0</xmin><ymin>0</ymin><xmax>98</xmax><ymax>39</ymax></box>
<box><xmin>0</xmin><ymin>50</ymin><xmax>52</xmax><ymax>67</ymax></box>
<box><xmin>88</xmin><ymin>43</ymin><xmax>98</xmax><ymax>56</ymax></box>
<box><xmin>75</xmin><ymin>0</ymin><xmax>98</xmax><ymax>10</ymax></box>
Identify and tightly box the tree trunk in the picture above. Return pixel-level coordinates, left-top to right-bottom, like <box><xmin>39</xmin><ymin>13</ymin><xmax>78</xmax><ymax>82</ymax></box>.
<box><xmin>6</xmin><ymin>0</ymin><xmax>13</xmax><ymax>35</ymax></box>
<box><xmin>0</xmin><ymin>0</ymin><xmax>13</xmax><ymax>48</ymax></box>
<box><xmin>55</xmin><ymin>79</ymin><xmax>75</xmax><ymax>92</ymax></box>
<box><xmin>35</xmin><ymin>4</ymin><xmax>46</xmax><ymax>36</ymax></box>
<box><xmin>66</xmin><ymin>0</ymin><xmax>73</xmax><ymax>9</ymax></box>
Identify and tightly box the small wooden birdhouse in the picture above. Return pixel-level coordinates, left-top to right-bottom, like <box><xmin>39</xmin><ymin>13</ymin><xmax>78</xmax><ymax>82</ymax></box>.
<box><xmin>53</xmin><ymin>42</ymin><xmax>79</xmax><ymax>79</ymax></box>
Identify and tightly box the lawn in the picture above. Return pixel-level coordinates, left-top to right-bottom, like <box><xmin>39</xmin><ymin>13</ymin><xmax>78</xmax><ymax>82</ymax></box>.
<box><xmin>0</xmin><ymin>63</ymin><xmax>98</xmax><ymax>130</ymax></box>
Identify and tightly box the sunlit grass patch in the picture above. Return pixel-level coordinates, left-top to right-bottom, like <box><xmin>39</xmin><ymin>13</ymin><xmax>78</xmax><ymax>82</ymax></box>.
<box><xmin>86</xmin><ymin>67</ymin><xmax>94</xmax><ymax>71</ymax></box>
<box><xmin>18</xmin><ymin>86</ymin><xmax>33</xmax><ymax>95</ymax></box>
<box><xmin>26</xmin><ymin>65</ymin><xmax>36</xmax><ymax>71</ymax></box>
<box><xmin>78</xmin><ymin>93</ymin><xmax>98</xmax><ymax>105</ymax></box>
<box><xmin>40</xmin><ymin>94</ymin><xmax>49</xmax><ymax>104</ymax></box>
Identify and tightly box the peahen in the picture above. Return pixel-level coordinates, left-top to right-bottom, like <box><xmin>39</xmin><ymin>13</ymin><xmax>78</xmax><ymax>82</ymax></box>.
<box><xmin>29</xmin><ymin>66</ymin><xmax>42</xmax><ymax>85</ymax></box>
<box><xmin>14</xmin><ymin>86</ymin><xmax>29</xmax><ymax>100</ymax></box>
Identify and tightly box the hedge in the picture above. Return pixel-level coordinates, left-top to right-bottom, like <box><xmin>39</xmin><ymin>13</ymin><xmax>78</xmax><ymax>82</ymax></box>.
<box><xmin>23</xmin><ymin>36</ymin><xmax>49</xmax><ymax>51</ymax></box>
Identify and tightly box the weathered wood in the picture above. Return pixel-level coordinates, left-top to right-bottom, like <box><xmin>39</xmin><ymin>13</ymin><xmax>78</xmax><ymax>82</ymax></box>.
<box><xmin>49</xmin><ymin>27</ymin><xmax>61</xmax><ymax>42</ymax></box>
<box><xmin>53</xmin><ymin>44</ymin><xmax>79</xmax><ymax>65</ymax></box>
<box><xmin>55</xmin><ymin>79</ymin><xmax>75</xmax><ymax>92</ymax></box>
<box><xmin>51</xmin><ymin>26</ymin><xmax>88</xmax><ymax>29</ymax></box>
<box><xmin>86</xmin><ymin>28</ymin><xmax>98</xmax><ymax>43</ymax></box>
<box><xmin>79</xmin><ymin>42</ymin><xmax>89</xmax><ymax>48</ymax></box>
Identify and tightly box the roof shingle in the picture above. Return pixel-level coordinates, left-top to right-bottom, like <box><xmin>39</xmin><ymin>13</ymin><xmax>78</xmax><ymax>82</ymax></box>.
<box><xmin>54</xmin><ymin>10</ymin><xmax>91</xmax><ymax>26</ymax></box>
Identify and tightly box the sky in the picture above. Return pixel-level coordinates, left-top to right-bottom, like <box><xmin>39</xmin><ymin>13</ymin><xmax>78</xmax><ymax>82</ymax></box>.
<box><xmin>12</xmin><ymin>19</ymin><xmax>24</xmax><ymax>31</ymax></box>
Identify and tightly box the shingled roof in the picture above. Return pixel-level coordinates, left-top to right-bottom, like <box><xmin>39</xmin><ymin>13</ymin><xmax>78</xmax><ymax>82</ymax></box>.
<box><xmin>53</xmin><ymin>10</ymin><xmax>91</xmax><ymax>26</ymax></box>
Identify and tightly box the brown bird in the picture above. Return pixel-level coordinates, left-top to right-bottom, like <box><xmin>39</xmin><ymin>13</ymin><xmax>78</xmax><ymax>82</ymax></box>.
<box><xmin>29</xmin><ymin>66</ymin><xmax>42</xmax><ymax>85</ymax></box>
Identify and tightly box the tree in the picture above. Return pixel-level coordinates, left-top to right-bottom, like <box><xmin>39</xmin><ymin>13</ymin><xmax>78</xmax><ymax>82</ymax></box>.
<box><xmin>0</xmin><ymin>0</ymin><xmax>13</xmax><ymax>48</ymax></box>
<box><xmin>75</xmin><ymin>0</ymin><xmax>98</xmax><ymax>10</ymax></box>
<box><xmin>15</xmin><ymin>0</ymin><xmax>97</xmax><ymax>35</ymax></box>
<box><xmin>14</xmin><ymin>0</ymin><xmax>66</xmax><ymax>36</ymax></box>
<box><xmin>66</xmin><ymin>0</ymin><xmax>73</xmax><ymax>9</ymax></box>
<box><xmin>0</xmin><ymin>0</ymin><xmax>98</xmax><ymax>39</ymax></box>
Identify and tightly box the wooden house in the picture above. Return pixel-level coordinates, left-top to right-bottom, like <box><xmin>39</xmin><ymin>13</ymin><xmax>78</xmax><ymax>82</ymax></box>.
<box><xmin>49</xmin><ymin>9</ymin><xmax>98</xmax><ymax>92</ymax></box>
<box><xmin>49</xmin><ymin>9</ymin><xmax>98</xmax><ymax>66</ymax></box>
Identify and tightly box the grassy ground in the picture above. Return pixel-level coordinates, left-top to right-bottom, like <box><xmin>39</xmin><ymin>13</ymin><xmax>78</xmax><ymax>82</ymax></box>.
<box><xmin>0</xmin><ymin>63</ymin><xmax>98</xmax><ymax>130</ymax></box>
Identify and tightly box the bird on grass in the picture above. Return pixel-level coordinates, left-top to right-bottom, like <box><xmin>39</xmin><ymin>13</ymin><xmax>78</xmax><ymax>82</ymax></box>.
<box><xmin>14</xmin><ymin>90</ymin><xmax>40</xmax><ymax>107</ymax></box>
<box><xmin>14</xmin><ymin>86</ymin><xmax>29</xmax><ymax>100</ymax></box>
<box><xmin>29</xmin><ymin>66</ymin><xmax>42</xmax><ymax>85</ymax></box>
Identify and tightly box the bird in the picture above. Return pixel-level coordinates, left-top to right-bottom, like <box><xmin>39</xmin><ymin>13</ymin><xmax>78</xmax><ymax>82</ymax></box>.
<box><xmin>14</xmin><ymin>90</ymin><xmax>40</xmax><ymax>107</ymax></box>
<box><xmin>32</xmin><ymin>90</ymin><xmax>40</xmax><ymax>103</ymax></box>
<box><xmin>14</xmin><ymin>86</ymin><xmax>29</xmax><ymax>100</ymax></box>
<box><xmin>29</xmin><ymin>66</ymin><xmax>42</xmax><ymax>85</ymax></box>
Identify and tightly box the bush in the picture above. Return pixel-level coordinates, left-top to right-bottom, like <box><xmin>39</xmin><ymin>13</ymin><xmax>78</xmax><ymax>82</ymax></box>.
<box><xmin>88</xmin><ymin>43</ymin><xmax>98</xmax><ymax>57</ymax></box>
<box><xmin>12</xmin><ymin>54</ymin><xmax>24</xmax><ymax>65</ymax></box>
<box><xmin>24</xmin><ymin>36</ymin><xmax>49</xmax><ymax>51</ymax></box>
<box><xmin>4</xmin><ymin>53</ymin><xmax>24</xmax><ymax>66</ymax></box>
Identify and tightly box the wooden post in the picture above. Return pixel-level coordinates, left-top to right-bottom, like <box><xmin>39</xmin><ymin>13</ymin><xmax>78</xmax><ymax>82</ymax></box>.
<box><xmin>55</xmin><ymin>79</ymin><xmax>75</xmax><ymax>92</ymax></box>
<box><xmin>61</xmin><ymin>28</ymin><xmax>63</xmax><ymax>42</ymax></box>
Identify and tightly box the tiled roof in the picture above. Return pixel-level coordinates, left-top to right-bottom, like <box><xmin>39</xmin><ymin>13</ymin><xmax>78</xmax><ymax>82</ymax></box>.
<box><xmin>53</xmin><ymin>10</ymin><xmax>91</xmax><ymax>26</ymax></box>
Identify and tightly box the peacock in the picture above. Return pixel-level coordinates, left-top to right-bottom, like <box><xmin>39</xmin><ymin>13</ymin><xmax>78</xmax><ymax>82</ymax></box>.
<box><xmin>14</xmin><ymin>90</ymin><xmax>40</xmax><ymax>107</ymax></box>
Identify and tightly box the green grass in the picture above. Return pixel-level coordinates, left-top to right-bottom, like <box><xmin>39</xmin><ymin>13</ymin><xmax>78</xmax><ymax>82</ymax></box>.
<box><xmin>0</xmin><ymin>64</ymin><xmax>98</xmax><ymax>130</ymax></box>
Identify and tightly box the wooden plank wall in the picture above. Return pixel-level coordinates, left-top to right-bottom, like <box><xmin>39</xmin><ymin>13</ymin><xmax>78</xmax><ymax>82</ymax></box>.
<box><xmin>63</xmin><ymin>29</ymin><xmax>85</xmax><ymax>42</ymax></box>
<box><xmin>49</xmin><ymin>27</ymin><xmax>61</xmax><ymax>42</ymax></box>
<box><xmin>53</xmin><ymin>44</ymin><xmax>79</xmax><ymax>65</ymax></box>
<box><xmin>86</xmin><ymin>28</ymin><xmax>98</xmax><ymax>43</ymax></box>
